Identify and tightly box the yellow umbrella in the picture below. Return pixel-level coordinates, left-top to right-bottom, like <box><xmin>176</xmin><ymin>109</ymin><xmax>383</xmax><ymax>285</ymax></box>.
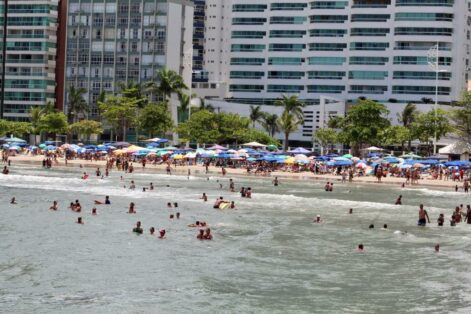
<box><xmin>126</xmin><ymin>145</ymin><xmax>144</xmax><ymax>153</ymax></box>
<box><xmin>173</xmin><ymin>154</ymin><xmax>184</xmax><ymax>160</ymax></box>
<box><xmin>284</xmin><ymin>157</ymin><xmax>295</xmax><ymax>164</ymax></box>
<box><xmin>113</xmin><ymin>149</ymin><xmax>125</xmax><ymax>156</ymax></box>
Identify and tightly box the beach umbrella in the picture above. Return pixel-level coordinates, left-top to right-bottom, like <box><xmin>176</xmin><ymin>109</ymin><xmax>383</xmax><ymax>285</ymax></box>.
<box><xmin>400</xmin><ymin>164</ymin><xmax>412</xmax><ymax>169</ymax></box>
<box><xmin>114</xmin><ymin>141</ymin><xmax>130</xmax><ymax>148</ymax></box>
<box><xmin>351</xmin><ymin>157</ymin><xmax>360</xmax><ymax>162</ymax></box>
<box><xmin>333</xmin><ymin>157</ymin><xmax>350</xmax><ymax>161</ymax></box>
<box><xmin>5</xmin><ymin>137</ymin><xmax>26</xmax><ymax>144</ymax></box>
<box><xmin>241</xmin><ymin>141</ymin><xmax>267</xmax><ymax>148</ymax></box>
<box><xmin>288</xmin><ymin>147</ymin><xmax>310</xmax><ymax>154</ymax></box>
<box><xmin>284</xmin><ymin>157</ymin><xmax>296</xmax><ymax>164</ymax></box>
<box><xmin>364</xmin><ymin>146</ymin><xmax>383</xmax><ymax>151</ymax></box>
<box><xmin>126</xmin><ymin>145</ymin><xmax>145</xmax><ymax>153</ymax></box>
<box><xmin>267</xmin><ymin>144</ymin><xmax>278</xmax><ymax>151</ymax></box>
<box><xmin>143</xmin><ymin>137</ymin><xmax>161</xmax><ymax>142</ymax></box>
<box><xmin>356</xmin><ymin>162</ymin><xmax>367</xmax><ymax>169</ymax></box>
<box><xmin>38</xmin><ymin>144</ymin><xmax>46</xmax><ymax>149</ymax></box>
<box><xmin>399</xmin><ymin>153</ymin><xmax>421</xmax><ymax>159</ymax></box>
<box><xmin>413</xmin><ymin>163</ymin><xmax>425</xmax><ymax>168</ymax></box>
<box><xmin>9</xmin><ymin>145</ymin><xmax>20</xmax><ymax>151</ymax></box>
<box><xmin>342</xmin><ymin>154</ymin><xmax>353</xmax><ymax>159</ymax></box>
<box><xmin>227</xmin><ymin>149</ymin><xmax>237</xmax><ymax>154</ymax></box>
<box><xmin>185</xmin><ymin>152</ymin><xmax>197</xmax><ymax>159</ymax></box>
<box><xmin>333</xmin><ymin>160</ymin><xmax>353</xmax><ymax>166</ymax></box>
<box><xmin>294</xmin><ymin>154</ymin><xmax>309</xmax><ymax>161</ymax></box>
<box><xmin>207</xmin><ymin>144</ymin><xmax>227</xmax><ymax>150</ymax></box>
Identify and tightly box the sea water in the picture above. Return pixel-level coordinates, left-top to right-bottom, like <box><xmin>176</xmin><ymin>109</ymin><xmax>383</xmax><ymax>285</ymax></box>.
<box><xmin>1</xmin><ymin>164</ymin><xmax>471</xmax><ymax>313</ymax></box>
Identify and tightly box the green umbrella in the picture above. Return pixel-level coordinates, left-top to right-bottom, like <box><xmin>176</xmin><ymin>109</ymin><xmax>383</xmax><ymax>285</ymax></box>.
<box><xmin>39</xmin><ymin>144</ymin><xmax>46</xmax><ymax>149</ymax></box>
<box><xmin>342</xmin><ymin>154</ymin><xmax>353</xmax><ymax>159</ymax></box>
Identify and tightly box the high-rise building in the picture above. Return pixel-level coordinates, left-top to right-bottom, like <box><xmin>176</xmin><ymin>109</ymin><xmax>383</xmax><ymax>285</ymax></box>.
<box><xmin>64</xmin><ymin>0</ymin><xmax>194</xmax><ymax>120</ymax></box>
<box><xmin>191</xmin><ymin>0</ymin><xmax>206</xmax><ymax>83</ymax></box>
<box><xmin>0</xmin><ymin>0</ymin><xmax>63</xmax><ymax>120</ymax></box>
<box><xmin>204</xmin><ymin>0</ymin><xmax>471</xmax><ymax>105</ymax></box>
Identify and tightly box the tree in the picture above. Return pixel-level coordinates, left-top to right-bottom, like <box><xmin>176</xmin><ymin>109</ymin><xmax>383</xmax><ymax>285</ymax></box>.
<box><xmin>249</xmin><ymin>105</ymin><xmax>264</xmax><ymax>128</ymax></box>
<box><xmin>235</xmin><ymin>128</ymin><xmax>279</xmax><ymax>146</ymax></box>
<box><xmin>397</xmin><ymin>103</ymin><xmax>419</xmax><ymax>150</ymax></box>
<box><xmin>0</xmin><ymin>120</ymin><xmax>32</xmax><ymax>137</ymax></box>
<box><xmin>313</xmin><ymin>128</ymin><xmax>338</xmax><ymax>155</ymax></box>
<box><xmin>98</xmin><ymin>96</ymin><xmax>139</xmax><ymax>141</ymax></box>
<box><xmin>379</xmin><ymin>126</ymin><xmax>411</xmax><ymax>148</ymax></box>
<box><xmin>69</xmin><ymin>120</ymin><xmax>103</xmax><ymax>142</ymax></box>
<box><xmin>275</xmin><ymin>95</ymin><xmax>304</xmax><ymax>121</ymax></box>
<box><xmin>449</xmin><ymin>91</ymin><xmax>471</xmax><ymax>143</ymax></box>
<box><xmin>176</xmin><ymin>110</ymin><xmax>220</xmax><ymax>144</ymax></box>
<box><xmin>277</xmin><ymin>111</ymin><xmax>303</xmax><ymax>151</ymax></box>
<box><xmin>138</xmin><ymin>103</ymin><xmax>174</xmax><ymax>137</ymax></box>
<box><xmin>38</xmin><ymin>112</ymin><xmax>68</xmax><ymax>138</ymax></box>
<box><xmin>146</xmin><ymin>68</ymin><xmax>188</xmax><ymax>101</ymax></box>
<box><xmin>67</xmin><ymin>86</ymin><xmax>88</xmax><ymax>123</ymax></box>
<box><xmin>337</xmin><ymin>99</ymin><xmax>390</xmax><ymax>153</ymax></box>
<box><xmin>411</xmin><ymin>109</ymin><xmax>452</xmax><ymax>153</ymax></box>
<box><xmin>118</xmin><ymin>81</ymin><xmax>148</xmax><ymax>108</ymax></box>
<box><xmin>261</xmin><ymin>112</ymin><xmax>279</xmax><ymax>137</ymax></box>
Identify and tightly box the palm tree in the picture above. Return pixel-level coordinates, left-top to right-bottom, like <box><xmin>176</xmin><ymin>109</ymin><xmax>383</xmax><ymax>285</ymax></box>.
<box><xmin>261</xmin><ymin>112</ymin><xmax>279</xmax><ymax>137</ymax></box>
<box><xmin>397</xmin><ymin>103</ymin><xmax>418</xmax><ymax>151</ymax></box>
<box><xmin>30</xmin><ymin>102</ymin><xmax>56</xmax><ymax>144</ymax></box>
<box><xmin>249</xmin><ymin>105</ymin><xmax>264</xmax><ymax>128</ymax></box>
<box><xmin>118</xmin><ymin>81</ymin><xmax>147</xmax><ymax>108</ymax></box>
<box><xmin>67</xmin><ymin>86</ymin><xmax>88</xmax><ymax>123</ymax></box>
<box><xmin>146</xmin><ymin>68</ymin><xmax>188</xmax><ymax>101</ymax></box>
<box><xmin>277</xmin><ymin>111</ymin><xmax>302</xmax><ymax>151</ymax></box>
<box><xmin>275</xmin><ymin>95</ymin><xmax>304</xmax><ymax>121</ymax></box>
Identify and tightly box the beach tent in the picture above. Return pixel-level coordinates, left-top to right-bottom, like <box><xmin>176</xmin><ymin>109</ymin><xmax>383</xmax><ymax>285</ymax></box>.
<box><xmin>288</xmin><ymin>147</ymin><xmax>311</xmax><ymax>154</ymax></box>
<box><xmin>241</xmin><ymin>142</ymin><xmax>267</xmax><ymax>148</ymax></box>
<box><xmin>207</xmin><ymin>144</ymin><xmax>227</xmax><ymax>150</ymax></box>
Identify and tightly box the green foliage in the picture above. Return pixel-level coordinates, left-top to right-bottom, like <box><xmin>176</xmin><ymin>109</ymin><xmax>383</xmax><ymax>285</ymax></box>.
<box><xmin>236</xmin><ymin>128</ymin><xmax>280</xmax><ymax>146</ymax></box>
<box><xmin>313</xmin><ymin>128</ymin><xmax>338</xmax><ymax>154</ymax></box>
<box><xmin>67</xmin><ymin>86</ymin><xmax>88</xmax><ymax>123</ymax></box>
<box><xmin>69</xmin><ymin>120</ymin><xmax>103</xmax><ymax>141</ymax></box>
<box><xmin>98</xmin><ymin>96</ymin><xmax>139</xmax><ymax>141</ymax></box>
<box><xmin>379</xmin><ymin>125</ymin><xmax>411</xmax><ymax>146</ymax></box>
<box><xmin>275</xmin><ymin>94</ymin><xmax>304</xmax><ymax>121</ymax></box>
<box><xmin>449</xmin><ymin>91</ymin><xmax>471</xmax><ymax>143</ymax></box>
<box><xmin>146</xmin><ymin>68</ymin><xmax>188</xmax><ymax>101</ymax></box>
<box><xmin>138</xmin><ymin>103</ymin><xmax>174</xmax><ymax>137</ymax></box>
<box><xmin>277</xmin><ymin>111</ymin><xmax>303</xmax><ymax>151</ymax></box>
<box><xmin>176</xmin><ymin>110</ymin><xmax>278</xmax><ymax>145</ymax></box>
<box><xmin>338</xmin><ymin>99</ymin><xmax>390</xmax><ymax>147</ymax></box>
<box><xmin>0</xmin><ymin>120</ymin><xmax>32</xmax><ymax>137</ymax></box>
<box><xmin>411</xmin><ymin>109</ymin><xmax>452</xmax><ymax>144</ymax></box>
<box><xmin>118</xmin><ymin>81</ymin><xmax>148</xmax><ymax>108</ymax></box>
<box><xmin>260</xmin><ymin>112</ymin><xmax>279</xmax><ymax>137</ymax></box>
<box><xmin>249</xmin><ymin>105</ymin><xmax>264</xmax><ymax>128</ymax></box>
<box><xmin>38</xmin><ymin>112</ymin><xmax>68</xmax><ymax>135</ymax></box>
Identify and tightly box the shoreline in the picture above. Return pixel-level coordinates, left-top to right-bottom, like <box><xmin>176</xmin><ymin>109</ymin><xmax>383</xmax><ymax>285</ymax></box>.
<box><xmin>7</xmin><ymin>155</ymin><xmax>461</xmax><ymax>192</ymax></box>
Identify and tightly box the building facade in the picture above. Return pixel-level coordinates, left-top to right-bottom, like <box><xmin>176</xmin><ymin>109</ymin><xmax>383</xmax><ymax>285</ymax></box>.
<box><xmin>203</xmin><ymin>0</ymin><xmax>471</xmax><ymax>105</ymax></box>
<box><xmin>191</xmin><ymin>0</ymin><xmax>206</xmax><ymax>83</ymax></box>
<box><xmin>0</xmin><ymin>0</ymin><xmax>62</xmax><ymax>120</ymax></box>
<box><xmin>64</xmin><ymin>0</ymin><xmax>194</xmax><ymax>120</ymax></box>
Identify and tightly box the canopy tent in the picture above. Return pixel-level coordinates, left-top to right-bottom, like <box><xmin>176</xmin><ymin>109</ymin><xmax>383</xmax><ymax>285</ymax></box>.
<box><xmin>241</xmin><ymin>142</ymin><xmax>267</xmax><ymax>148</ymax></box>
<box><xmin>288</xmin><ymin>147</ymin><xmax>311</xmax><ymax>154</ymax></box>
<box><xmin>206</xmin><ymin>144</ymin><xmax>227</xmax><ymax>150</ymax></box>
<box><xmin>439</xmin><ymin>142</ymin><xmax>471</xmax><ymax>155</ymax></box>
<box><xmin>2</xmin><ymin>136</ymin><xmax>26</xmax><ymax>143</ymax></box>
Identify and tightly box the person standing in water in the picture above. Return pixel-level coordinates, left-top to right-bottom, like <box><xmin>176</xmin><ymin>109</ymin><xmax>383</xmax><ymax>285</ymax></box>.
<box><xmin>395</xmin><ymin>195</ymin><xmax>402</xmax><ymax>205</ymax></box>
<box><xmin>418</xmin><ymin>204</ymin><xmax>430</xmax><ymax>226</ymax></box>
<box><xmin>273</xmin><ymin>177</ymin><xmax>279</xmax><ymax>186</ymax></box>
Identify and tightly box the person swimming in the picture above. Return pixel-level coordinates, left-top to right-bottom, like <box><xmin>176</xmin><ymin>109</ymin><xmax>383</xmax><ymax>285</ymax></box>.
<box><xmin>204</xmin><ymin>228</ymin><xmax>213</xmax><ymax>240</ymax></box>
<box><xmin>81</xmin><ymin>172</ymin><xmax>88</xmax><ymax>180</ymax></box>
<box><xmin>382</xmin><ymin>224</ymin><xmax>388</xmax><ymax>229</ymax></box>
<box><xmin>357</xmin><ymin>244</ymin><xmax>364</xmax><ymax>252</ymax></box>
<box><xmin>167</xmin><ymin>202</ymin><xmax>172</xmax><ymax>208</ymax></box>
<box><xmin>92</xmin><ymin>207</ymin><xmax>97</xmax><ymax>215</ymax></box>
<box><xmin>10</xmin><ymin>197</ymin><xmax>16</xmax><ymax>204</ymax></box>
<box><xmin>314</xmin><ymin>215</ymin><xmax>322</xmax><ymax>223</ymax></box>
<box><xmin>174</xmin><ymin>202</ymin><xmax>178</xmax><ymax>208</ymax></box>
<box><xmin>150</xmin><ymin>183</ymin><xmax>154</xmax><ymax>190</ymax></box>
<box><xmin>129</xmin><ymin>181</ymin><xmax>136</xmax><ymax>190</ymax></box>
<box><xmin>201</xmin><ymin>193</ymin><xmax>208</xmax><ymax>202</ymax></box>
<box><xmin>74</xmin><ymin>200</ymin><xmax>82</xmax><ymax>212</ymax></box>
<box><xmin>395</xmin><ymin>195</ymin><xmax>402</xmax><ymax>205</ymax></box>
<box><xmin>95</xmin><ymin>195</ymin><xmax>111</xmax><ymax>205</ymax></box>
<box><xmin>349</xmin><ymin>208</ymin><xmax>353</xmax><ymax>214</ymax></box>
<box><xmin>230</xmin><ymin>201</ymin><xmax>235</xmax><ymax>209</ymax></box>
<box><xmin>159</xmin><ymin>229</ymin><xmax>166</xmax><ymax>239</ymax></box>
<box><xmin>240</xmin><ymin>187</ymin><xmax>246</xmax><ymax>198</ymax></box>
<box><xmin>246</xmin><ymin>188</ymin><xmax>252</xmax><ymax>198</ymax></box>
<box><xmin>128</xmin><ymin>202</ymin><xmax>136</xmax><ymax>214</ymax></box>
<box><xmin>197</xmin><ymin>229</ymin><xmax>205</xmax><ymax>240</ymax></box>
<box><xmin>189</xmin><ymin>221</ymin><xmax>202</xmax><ymax>227</ymax></box>
<box><xmin>133</xmin><ymin>221</ymin><xmax>143</xmax><ymax>234</ymax></box>
<box><xmin>169</xmin><ymin>214</ymin><xmax>174</xmax><ymax>219</ymax></box>
<box><xmin>213</xmin><ymin>197</ymin><xmax>223</xmax><ymax>209</ymax></box>
<box><xmin>49</xmin><ymin>201</ymin><xmax>58</xmax><ymax>210</ymax></box>
<box><xmin>273</xmin><ymin>177</ymin><xmax>279</xmax><ymax>186</ymax></box>
<box><xmin>435</xmin><ymin>244</ymin><xmax>440</xmax><ymax>253</ymax></box>
<box><xmin>437</xmin><ymin>213</ymin><xmax>444</xmax><ymax>226</ymax></box>
<box><xmin>369</xmin><ymin>224</ymin><xmax>374</xmax><ymax>229</ymax></box>
<box><xmin>142</xmin><ymin>187</ymin><xmax>147</xmax><ymax>192</ymax></box>
<box><xmin>150</xmin><ymin>227</ymin><xmax>155</xmax><ymax>235</ymax></box>
<box><xmin>76</xmin><ymin>217</ymin><xmax>84</xmax><ymax>224</ymax></box>
<box><xmin>176</xmin><ymin>212</ymin><xmax>180</xmax><ymax>219</ymax></box>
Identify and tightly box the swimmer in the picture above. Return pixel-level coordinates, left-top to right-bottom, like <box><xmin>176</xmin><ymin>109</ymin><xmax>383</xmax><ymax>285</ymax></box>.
<box><xmin>201</xmin><ymin>193</ymin><xmax>208</xmax><ymax>202</ymax></box>
<box><xmin>240</xmin><ymin>187</ymin><xmax>246</xmax><ymax>198</ymax></box>
<box><xmin>150</xmin><ymin>227</ymin><xmax>155</xmax><ymax>235</ymax></box>
<box><xmin>2</xmin><ymin>166</ymin><xmax>9</xmax><ymax>174</ymax></box>
<box><xmin>229</xmin><ymin>179</ymin><xmax>235</xmax><ymax>192</ymax></box>
<box><xmin>204</xmin><ymin>228</ymin><xmax>213</xmax><ymax>240</ymax></box>
<box><xmin>382</xmin><ymin>224</ymin><xmax>388</xmax><ymax>229</ymax></box>
<box><xmin>129</xmin><ymin>180</ymin><xmax>136</xmax><ymax>190</ymax></box>
<box><xmin>437</xmin><ymin>213</ymin><xmax>444</xmax><ymax>226</ymax></box>
<box><xmin>142</xmin><ymin>187</ymin><xmax>146</xmax><ymax>192</ymax></box>
<box><xmin>188</xmin><ymin>221</ymin><xmax>201</xmax><ymax>227</ymax></box>
<box><xmin>76</xmin><ymin>217</ymin><xmax>84</xmax><ymax>224</ymax></box>
<box><xmin>10</xmin><ymin>197</ymin><xmax>16</xmax><ymax>204</ymax></box>
<box><xmin>230</xmin><ymin>201</ymin><xmax>235</xmax><ymax>209</ymax></box>
<box><xmin>246</xmin><ymin>187</ymin><xmax>252</xmax><ymax>198</ymax></box>
<box><xmin>159</xmin><ymin>229</ymin><xmax>166</xmax><ymax>239</ymax></box>
<box><xmin>167</xmin><ymin>202</ymin><xmax>172</xmax><ymax>208</ymax></box>
<box><xmin>169</xmin><ymin>214</ymin><xmax>174</xmax><ymax>219</ymax></box>
<box><xmin>69</xmin><ymin>202</ymin><xmax>75</xmax><ymax>210</ymax></box>
<box><xmin>213</xmin><ymin>197</ymin><xmax>223</xmax><ymax>209</ymax></box>
<box><xmin>435</xmin><ymin>244</ymin><xmax>440</xmax><ymax>253</ymax></box>
<box><xmin>81</xmin><ymin>172</ymin><xmax>88</xmax><ymax>180</ymax></box>
<box><xmin>357</xmin><ymin>244</ymin><xmax>364</xmax><ymax>252</ymax></box>
<box><xmin>349</xmin><ymin>208</ymin><xmax>353</xmax><ymax>214</ymax></box>
<box><xmin>176</xmin><ymin>212</ymin><xmax>180</xmax><ymax>219</ymax></box>
<box><xmin>95</xmin><ymin>195</ymin><xmax>111</xmax><ymax>205</ymax></box>
<box><xmin>369</xmin><ymin>224</ymin><xmax>374</xmax><ymax>229</ymax></box>
<box><xmin>92</xmin><ymin>207</ymin><xmax>97</xmax><ymax>215</ymax></box>
<box><xmin>273</xmin><ymin>176</ymin><xmax>279</xmax><ymax>186</ymax></box>
<box><xmin>128</xmin><ymin>202</ymin><xmax>136</xmax><ymax>214</ymax></box>
<box><xmin>450</xmin><ymin>216</ymin><xmax>456</xmax><ymax>227</ymax></box>
<box><xmin>133</xmin><ymin>221</ymin><xmax>143</xmax><ymax>234</ymax></box>
<box><xmin>197</xmin><ymin>229</ymin><xmax>204</xmax><ymax>240</ymax></box>
<box><xmin>314</xmin><ymin>215</ymin><xmax>322</xmax><ymax>223</ymax></box>
<box><xmin>74</xmin><ymin>200</ymin><xmax>82</xmax><ymax>212</ymax></box>
<box><xmin>150</xmin><ymin>183</ymin><xmax>154</xmax><ymax>190</ymax></box>
<box><xmin>417</xmin><ymin>204</ymin><xmax>430</xmax><ymax>226</ymax></box>
<box><xmin>173</xmin><ymin>202</ymin><xmax>178</xmax><ymax>208</ymax></box>
<box><xmin>395</xmin><ymin>195</ymin><xmax>402</xmax><ymax>205</ymax></box>
<box><xmin>324</xmin><ymin>182</ymin><xmax>330</xmax><ymax>191</ymax></box>
<box><xmin>49</xmin><ymin>201</ymin><xmax>58</xmax><ymax>210</ymax></box>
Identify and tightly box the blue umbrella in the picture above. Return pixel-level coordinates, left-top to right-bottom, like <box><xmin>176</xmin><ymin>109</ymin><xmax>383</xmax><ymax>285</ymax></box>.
<box><xmin>288</xmin><ymin>147</ymin><xmax>311</xmax><ymax>154</ymax></box>
<box><xmin>333</xmin><ymin>160</ymin><xmax>353</xmax><ymax>167</ymax></box>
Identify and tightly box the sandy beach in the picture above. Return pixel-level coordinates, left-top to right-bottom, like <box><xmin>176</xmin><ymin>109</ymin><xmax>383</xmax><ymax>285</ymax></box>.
<box><xmin>7</xmin><ymin>154</ymin><xmax>461</xmax><ymax>191</ymax></box>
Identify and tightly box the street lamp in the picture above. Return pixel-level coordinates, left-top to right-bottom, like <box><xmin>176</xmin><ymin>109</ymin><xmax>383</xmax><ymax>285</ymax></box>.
<box><xmin>427</xmin><ymin>41</ymin><xmax>443</xmax><ymax>155</ymax></box>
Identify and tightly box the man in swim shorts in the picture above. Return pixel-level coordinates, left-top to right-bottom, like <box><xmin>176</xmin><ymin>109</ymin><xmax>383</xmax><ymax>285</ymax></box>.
<box><xmin>418</xmin><ymin>204</ymin><xmax>430</xmax><ymax>226</ymax></box>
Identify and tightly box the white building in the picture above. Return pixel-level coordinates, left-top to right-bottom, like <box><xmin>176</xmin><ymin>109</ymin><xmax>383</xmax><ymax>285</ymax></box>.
<box><xmin>197</xmin><ymin>0</ymin><xmax>471</xmax><ymax>145</ymax></box>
